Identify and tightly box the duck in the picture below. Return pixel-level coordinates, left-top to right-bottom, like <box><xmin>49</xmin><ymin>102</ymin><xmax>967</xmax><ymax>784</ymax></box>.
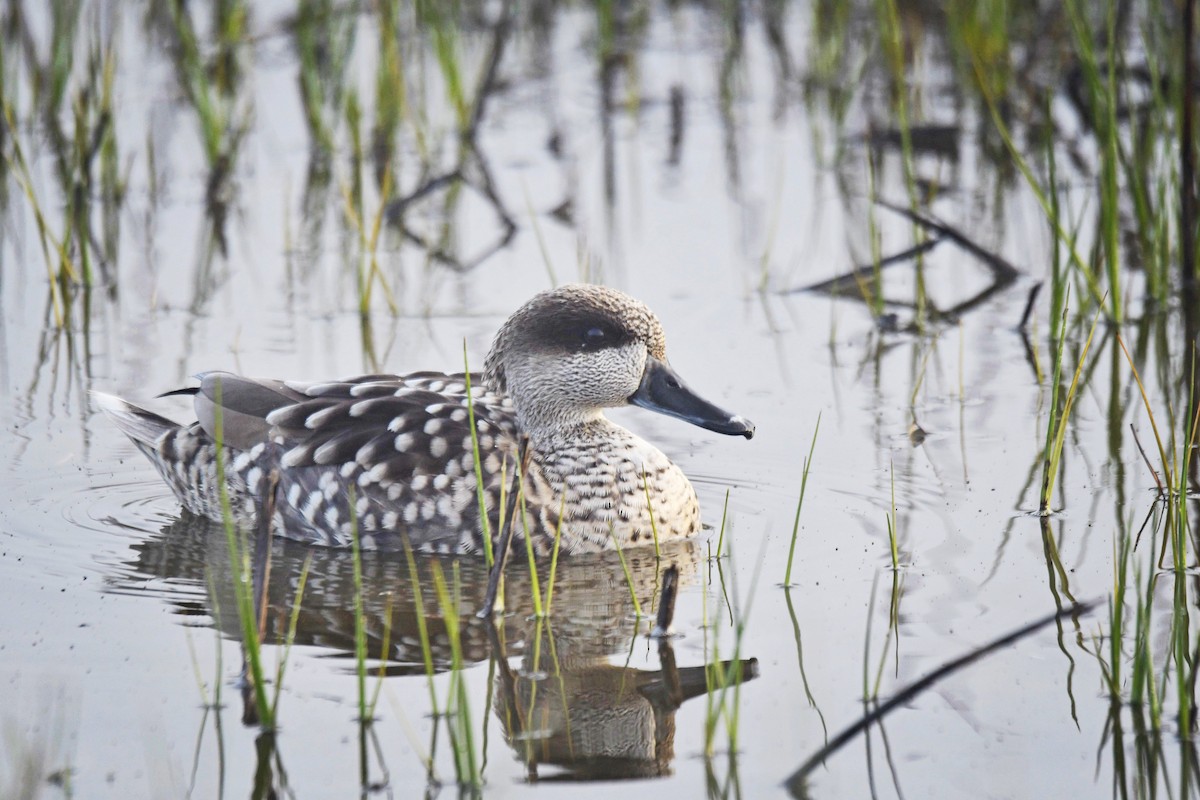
<box><xmin>93</xmin><ymin>284</ymin><xmax>754</xmax><ymax>555</ymax></box>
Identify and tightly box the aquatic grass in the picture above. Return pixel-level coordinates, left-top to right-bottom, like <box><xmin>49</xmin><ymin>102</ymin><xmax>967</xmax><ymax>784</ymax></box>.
<box><xmin>294</xmin><ymin>0</ymin><xmax>356</xmax><ymax>155</ymax></box>
<box><xmin>429</xmin><ymin>560</ymin><xmax>482</xmax><ymax>790</ymax></box>
<box><xmin>783</xmin><ymin>414</ymin><xmax>820</xmax><ymax>586</ymax></box>
<box><xmin>372</xmin><ymin>0</ymin><xmax>409</xmax><ymax>182</ymax></box>
<box><xmin>783</xmin><ymin>586</ymin><xmax>828</xmax><ymax>738</ymax></box>
<box><xmin>702</xmin><ymin>536</ymin><xmax>762</xmax><ymax>758</ymax></box>
<box><xmin>2</xmin><ymin>101</ymin><xmax>79</xmax><ymax>325</ymax></box>
<box><xmin>1039</xmin><ymin>303</ymin><xmax>1103</xmax><ymax>514</ymax></box>
<box><xmin>20</xmin><ymin>8</ymin><xmax>125</xmax><ymax>294</ymax></box>
<box><xmin>873</xmin><ymin>0</ymin><xmax>929</xmax><ymax>328</ymax></box>
<box><xmin>861</xmin><ymin>574</ymin><xmax>893</xmax><ymax>702</ymax></box>
<box><xmin>417</xmin><ymin>0</ymin><xmax>468</xmax><ymax>132</ymax></box>
<box><xmin>339</xmin><ymin>164</ymin><xmax>399</xmax><ymax>317</ymax></box>
<box><xmin>166</xmin><ymin>0</ymin><xmax>249</xmax><ymax>171</ymax></box>
<box><xmin>462</xmin><ymin>344</ymin><xmax>494</xmax><ymax>567</ymax></box>
<box><xmin>269</xmin><ymin>555</ymin><xmax>313</xmax><ymax>725</ymax></box>
<box><xmin>210</xmin><ymin>383</ymin><xmax>273</xmax><ymax>729</ymax></box>
<box><xmin>756</xmin><ymin>165</ymin><xmax>787</xmax><ymax>292</ymax></box>
<box><xmin>1129</xmin><ymin>561</ymin><xmax>1163</xmax><ymax>727</ymax></box>
<box><xmin>641</xmin><ymin>467</ymin><xmax>661</xmax><ymax>560</ymax></box>
<box><xmin>521</xmin><ymin>181</ymin><xmax>559</xmax><ymax>288</ymax></box>
<box><xmin>1064</xmin><ymin>0</ymin><xmax>1124</xmax><ymax>323</ymax></box>
<box><xmin>885</xmin><ymin>459</ymin><xmax>899</xmax><ymax>570</ymax></box>
<box><xmin>1115</xmin><ymin>335</ymin><xmax>1200</xmax><ymax>585</ymax></box>
<box><xmin>540</xmin><ymin>497</ymin><xmax>565</xmax><ymax>616</ymax></box>
<box><xmin>714</xmin><ymin>488</ymin><xmax>731</xmax><ymax>559</ymax></box>
<box><xmin>1101</xmin><ymin>522</ymin><xmax>1132</xmax><ymax>699</ymax></box>
<box><xmin>968</xmin><ymin>47</ymin><xmax>1106</xmax><ymax>316</ymax></box>
<box><xmin>400</xmin><ymin>537</ymin><xmax>439</xmax><ymax>718</ymax></box>
<box><xmin>861</xmin><ymin>152</ymin><xmax>885</xmax><ymax>319</ymax></box>
<box><xmin>516</xmin><ymin>465</ymin><xmax>544</xmax><ymax>619</ymax></box>
<box><xmin>610</xmin><ymin>525</ymin><xmax>644</xmax><ymax>620</ymax></box>
<box><xmin>367</xmin><ymin>593</ymin><xmax>395</xmax><ymax>722</ymax></box>
<box><xmin>348</xmin><ymin>488</ymin><xmax>370</xmax><ymax>724</ymax></box>
<box><xmin>1115</xmin><ymin>335</ymin><xmax>1200</xmax><ymax>741</ymax></box>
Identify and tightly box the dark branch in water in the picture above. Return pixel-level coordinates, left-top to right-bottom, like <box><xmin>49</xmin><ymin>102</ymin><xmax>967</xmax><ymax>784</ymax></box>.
<box><xmin>876</xmin><ymin>200</ymin><xmax>1020</xmax><ymax>284</ymax></box>
<box><xmin>787</xmin><ymin>238</ymin><xmax>943</xmax><ymax>297</ymax></box>
<box><xmin>790</xmin><ymin>201</ymin><xmax>1023</xmax><ymax>328</ymax></box>
<box><xmin>784</xmin><ymin>600</ymin><xmax>1099</xmax><ymax>796</ymax></box>
<box><xmin>1018</xmin><ymin>282</ymin><xmax>1042</xmax><ymax>332</ymax></box>
<box><xmin>381</xmin><ymin>4</ymin><xmax>518</xmax><ymax>274</ymax></box>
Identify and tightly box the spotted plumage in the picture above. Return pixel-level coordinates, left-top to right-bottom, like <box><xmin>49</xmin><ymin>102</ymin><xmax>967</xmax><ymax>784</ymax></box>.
<box><xmin>94</xmin><ymin>284</ymin><xmax>754</xmax><ymax>554</ymax></box>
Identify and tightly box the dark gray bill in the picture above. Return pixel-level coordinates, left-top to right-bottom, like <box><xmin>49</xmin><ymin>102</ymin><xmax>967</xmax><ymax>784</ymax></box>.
<box><xmin>629</xmin><ymin>356</ymin><xmax>755</xmax><ymax>439</ymax></box>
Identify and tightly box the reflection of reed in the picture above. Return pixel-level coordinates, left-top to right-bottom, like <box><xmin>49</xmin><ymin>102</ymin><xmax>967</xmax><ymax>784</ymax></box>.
<box><xmin>379</xmin><ymin>5</ymin><xmax>518</xmax><ymax>274</ymax></box>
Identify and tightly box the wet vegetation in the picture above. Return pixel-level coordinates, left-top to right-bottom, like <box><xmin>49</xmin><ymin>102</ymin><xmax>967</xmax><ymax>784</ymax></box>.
<box><xmin>1</xmin><ymin>0</ymin><xmax>1199</xmax><ymax>797</ymax></box>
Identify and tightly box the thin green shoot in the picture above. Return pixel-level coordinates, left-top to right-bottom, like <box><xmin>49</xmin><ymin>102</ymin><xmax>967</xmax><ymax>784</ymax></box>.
<box><xmin>875</xmin><ymin>570</ymin><xmax>903</xmax><ymax>697</ymax></box>
<box><xmin>784</xmin><ymin>414</ymin><xmax>820</xmax><ymax>586</ymax></box>
<box><xmin>206</xmin><ymin>572</ymin><xmax>224</xmax><ymax>713</ymax></box>
<box><xmin>270</xmin><ymin>554</ymin><xmax>313</xmax><ymax>724</ymax></box>
<box><xmin>430</xmin><ymin>561</ymin><xmax>480</xmax><ymax>788</ymax></box>
<box><xmin>1115</xmin><ymin>334</ymin><xmax>1173</xmax><ymax>495</ymax></box>
<box><xmin>2</xmin><ymin>101</ymin><xmax>78</xmax><ymax>324</ymax></box>
<box><xmin>969</xmin><ymin>50</ymin><xmax>1106</xmax><ymax>314</ymax></box>
<box><xmin>886</xmin><ymin>459</ymin><xmax>899</xmax><ymax>570</ymax></box>
<box><xmin>610</xmin><ymin>525</ymin><xmax>644</xmax><ymax>619</ymax></box>
<box><xmin>1064</xmin><ymin>0</ymin><xmax>1124</xmax><ymax>322</ymax></box>
<box><xmin>702</xmin><ymin>535</ymin><xmax>761</xmax><ymax>757</ymax></box>
<box><xmin>642</xmin><ymin>467</ymin><xmax>661</xmax><ymax>560</ymax></box>
<box><xmin>523</xmin><ymin>484</ymin><xmax>547</xmax><ymax>623</ymax></box>
<box><xmin>875</xmin><ymin>0</ymin><xmax>928</xmax><ymax>328</ymax></box>
<box><xmin>516</xmin><ymin>462</ymin><xmax>543</xmax><ymax>618</ymax></box>
<box><xmin>417</xmin><ymin>0</ymin><xmax>468</xmax><ymax>130</ymax></box>
<box><xmin>541</xmin><ymin>496</ymin><xmax>566</xmax><ymax>615</ymax></box>
<box><xmin>401</xmin><ymin>536</ymin><xmax>439</xmax><ymax>716</ymax></box>
<box><xmin>212</xmin><ymin>381</ymin><xmax>272</xmax><ymax>728</ymax></box>
<box><xmin>756</xmin><ymin>163</ymin><xmax>787</xmax><ymax>292</ymax></box>
<box><xmin>909</xmin><ymin>347</ymin><xmax>932</xmax><ymax>409</ymax></box>
<box><xmin>862</xmin><ymin>572</ymin><xmax>880</xmax><ymax>702</ymax></box>
<box><xmin>1040</xmin><ymin>306</ymin><xmax>1103</xmax><ymax>514</ymax></box>
<box><xmin>462</xmin><ymin>342</ymin><xmax>494</xmax><ymax>566</ymax></box>
<box><xmin>338</xmin><ymin>168</ymin><xmax>398</xmax><ymax>316</ymax></box>
<box><xmin>368</xmin><ymin>593</ymin><xmax>395</xmax><ymax>721</ymax></box>
<box><xmin>348</xmin><ymin>486</ymin><xmax>369</xmax><ymax>723</ymax></box>
<box><xmin>715</xmin><ymin>489</ymin><xmax>731</xmax><ymax>559</ymax></box>
<box><xmin>521</xmin><ymin>181</ymin><xmax>558</xmax><ymax>287</ymax></box>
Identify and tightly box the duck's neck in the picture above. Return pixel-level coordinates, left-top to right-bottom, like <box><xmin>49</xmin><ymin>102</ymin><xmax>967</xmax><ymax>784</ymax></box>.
<box><xmin>517</xmin><ymin>409</ymin><xmax>621</xmax><ymax>452</ymax></box>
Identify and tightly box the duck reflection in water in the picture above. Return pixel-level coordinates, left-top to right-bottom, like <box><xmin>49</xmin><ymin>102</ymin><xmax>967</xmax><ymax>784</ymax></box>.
<box><xmin>493</xmin><ymin>611</ymin><xmax>758</xmax><ymax>781</ymax></box>
<box><xmin>114</xmin><ymin>512</ymin><xmax>758</xmax><ymax>781</ymax></box>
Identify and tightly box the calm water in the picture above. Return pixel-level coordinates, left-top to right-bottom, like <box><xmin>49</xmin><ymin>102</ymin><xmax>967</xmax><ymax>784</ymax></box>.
<box><xmin>1</xmin><ymin>2</ymin><xmax>1193</xmax><ymax>798</ymax></box>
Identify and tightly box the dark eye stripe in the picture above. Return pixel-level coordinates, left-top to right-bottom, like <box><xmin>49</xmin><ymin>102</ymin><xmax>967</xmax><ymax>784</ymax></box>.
<box><xmin>530</xmin><ymin>312</ymin><xmax>632</xmax><ymax>352</ymax></box>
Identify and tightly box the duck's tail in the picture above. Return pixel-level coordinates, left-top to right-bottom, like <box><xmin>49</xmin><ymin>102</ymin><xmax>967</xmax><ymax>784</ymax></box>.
<box><xmin>91</xmin><ymin>391</ymin><xmax>180</xmax><ymax>447</ymax></box>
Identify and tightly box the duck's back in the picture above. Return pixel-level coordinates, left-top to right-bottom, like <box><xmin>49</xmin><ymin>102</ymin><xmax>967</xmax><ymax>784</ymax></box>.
<box><xmin>105</xmin><ymin>371</ymin><xmax>521</xmax><ymax>552</ymax></box>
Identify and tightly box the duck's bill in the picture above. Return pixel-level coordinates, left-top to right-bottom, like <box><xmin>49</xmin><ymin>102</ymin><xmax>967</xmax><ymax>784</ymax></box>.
<box><xmin>629</xmin><ymin>356</ymin><xmax>755</xmax><ymax>439</ymax></box>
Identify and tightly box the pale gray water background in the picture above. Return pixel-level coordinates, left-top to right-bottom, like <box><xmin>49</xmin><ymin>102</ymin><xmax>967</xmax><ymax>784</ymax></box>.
<box><xmin>0</xmin><ymin>2</ymin><xmax>1186</xmax><ymax>798</ymax></box>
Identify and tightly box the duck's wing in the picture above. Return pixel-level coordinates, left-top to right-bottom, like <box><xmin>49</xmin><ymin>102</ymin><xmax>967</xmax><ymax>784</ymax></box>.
<box><xmin>192</xmin><ymin>372</ymin><xmax>309</xmax><ymax>450</ymax></box>
<box><xmin>192</xmin><ymin>371</ymin><xmax>516</xmax><ymax>475</ymax></box>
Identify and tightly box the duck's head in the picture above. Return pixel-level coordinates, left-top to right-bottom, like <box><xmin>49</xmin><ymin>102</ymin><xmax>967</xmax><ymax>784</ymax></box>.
<box><xmin>483</xmin><ymin>284</ymin><xmax>754</xmax><ymax>440</ymax></box>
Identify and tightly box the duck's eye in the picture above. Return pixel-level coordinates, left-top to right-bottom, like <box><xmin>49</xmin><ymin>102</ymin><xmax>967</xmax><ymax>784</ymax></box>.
<box><xmin>579</xmin><ymin>326</ymin><xmax>608</xmax><ymax>349</ymax></box>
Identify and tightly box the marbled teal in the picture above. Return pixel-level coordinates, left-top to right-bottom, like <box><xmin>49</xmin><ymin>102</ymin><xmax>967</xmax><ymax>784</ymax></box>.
<box><xmin>94</xmin><ymin>284</ymin><xmax>754</xmax><ymax>554</ymax></box>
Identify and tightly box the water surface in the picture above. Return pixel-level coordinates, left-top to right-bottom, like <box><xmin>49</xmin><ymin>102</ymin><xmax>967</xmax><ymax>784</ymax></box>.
<box><xmin>1</xmin><ymin>2</ymin><xmax>1193</xmax><ymax>798</ymax></box>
